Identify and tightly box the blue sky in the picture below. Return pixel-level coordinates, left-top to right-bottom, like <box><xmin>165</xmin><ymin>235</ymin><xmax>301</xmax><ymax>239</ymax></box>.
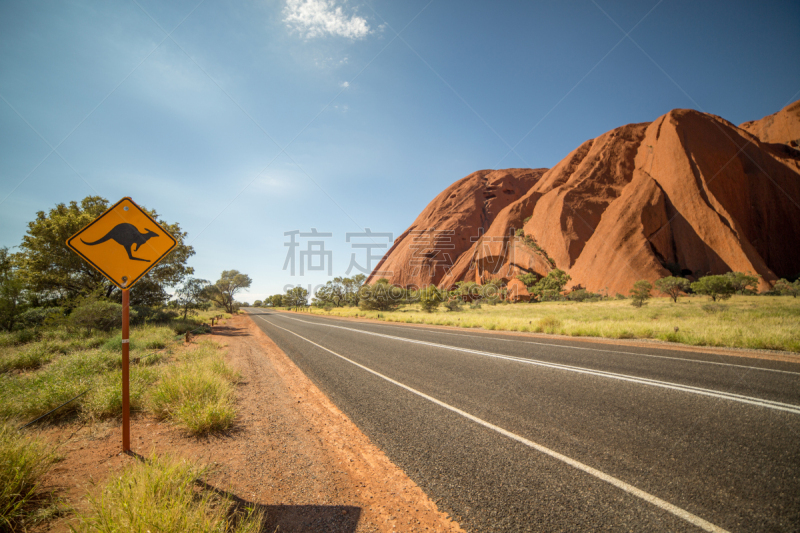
<box><xmin>1</xmin><ymin>0</ymin><xmax>799</xmax><ymax>302</ymax></box>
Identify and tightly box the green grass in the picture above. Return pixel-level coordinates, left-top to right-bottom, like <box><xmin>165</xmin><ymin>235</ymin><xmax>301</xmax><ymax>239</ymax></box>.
<box><xmin>309</xmin><ymin>295</ymin><xmax>800</xmax><ymax>353</ymax></box>
<box><xmin>150</xmin><ymin>341</ymin><xmax>239</xmax><ymax>435</ymax></box>
<box><xmin>70</xmin><ymin>454</ymin><xmax>262</xmax><ymax>533</ymax></box>
<box><xmin>0</xmin><ymin>318</ymin><xmax>238</xmax><ymax>433</ymax></box>
<box><xmin>0</xmin><ymin>422</ymin><xmax>59</xmax><ymax>532</ymax></box>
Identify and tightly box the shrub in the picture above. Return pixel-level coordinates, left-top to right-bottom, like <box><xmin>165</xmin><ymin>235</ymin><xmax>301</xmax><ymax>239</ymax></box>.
<box><xmin>531</xmin><ymin>269</ymin><xmax>570</xmax><ymax>301</ymax></box>
<box><xmin>567</xmin><ymin>289</ymin><xmax>600</xmax><ymax>302</ymax></box>
<box><xmin>359</xmin><ymin>280</ymin><xmax>403</xmax><ymax>311</ymax></box>
<box><xmin>443</xmin><ymin>298</ymin><xmax>463</xmax><ymax>312</ymax></box>
<box><xmin>774</xmin><ymin>278</ymin><xmax>800</xmax><ymax>298</ymax></box>
<box><xmin>0</xmin><ymin>423</ymin><xmax>58</xmax><ymax>531</ymax></box>
<box><xmin>16</xmin><ymin>307</ymin><xmax>64</xmax><ymax>329</ymax></box>
<box><xmin>68</xmin><ymin>298</ymin><xmax>124</xmax><ymax>333</ymax></box>
<box><xmin>630</xmin><ymin>280</ymin><xmax>653</xmax><ymax>307</ymax></box>
<box><xmin>691</xmin><ymin>275</ymin><xmax>735</xmax><ymax>302</ymax></box>
<box><xmin>724</xmin><ymin>271</ymin><xmax>759</xmax><ymax>295</ymax></box>
<box><xmin>419</xmin><ymin>286</ymin><xmax>442</xmax><ymax>313</ymax></box>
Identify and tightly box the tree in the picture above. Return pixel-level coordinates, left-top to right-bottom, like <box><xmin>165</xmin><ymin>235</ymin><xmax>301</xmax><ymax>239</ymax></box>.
<box><xmin>15</xmin><ymin>196</ymin><xmax>195</xmax><ymax>306</ymax></box>
<box><xmin>655</xmin><ymin>276</ymin><xmax>690</xmax><ymax>303</ymax></box>
<box><xmin>724</xmin><ymin>271</ymin><xmax>759</xmax><ymax>295</ymax></box>
<box><xmin>314</xmin><ymin>277</ymin><xmax>346</xmax><ymax>307</ymax></box>
<box><xmin>419</xmin><ymin>285</ymin><xmax>442</xmax><ymax>313</ymax></box>
<box><xmin>774</xmin><ymin>278</ymin><xmax>800</xmax><ymax>298</ymax></box>
<box><xmin>0</xmin><ymin>247</ymin><xmax>27</xmax><ymax>331</ymax></box>
<box><xmin>174</xmin><ymin>278</ymin><xmax>210</xmax><ymax>319</ymax></box>
<box><xmin>342</xmin><ymin>274</ymin><xmax>367</xmax><ymax>306</ymax></box>
<box><xmin>691</xmin><ymin>275</ymin><xmax>735</xmax><ymax>302</ymax></box>
<box><xmin>253</xmin><ymin>300</ymin><xmax>263</xmax><ymax>307</ymax></box>
<box><xmin>629</xmin><ymin>280</ymin><xmax>653</xmax><ymax>307</ymax></box>
<box><xmin>268</xmin><ymin>294</ymin><xmax>284</xmax><ymax>308</ymax></box>
<box><xmin>517</xmin><ymin>272</ymin><xmax>538</xmax><ymax>289</ymax></box>
<box><xmin>531</xmin><ymin>269</ymin><xmax>571</xmax><ymax>302</ymax></box>
<box><xmin>284</xmin><ymin>286</ymin><xmax>308</xmax><ymax>310</ymax></box>
<box><xmin>359</xmin><ymin>279</ymin><xmax>402</xmax><ymax>311</ymax></box>
<box><xmin>205</xmin><ymin>270</ymin><xmax>252</xmax><ymax>313</ymax></box>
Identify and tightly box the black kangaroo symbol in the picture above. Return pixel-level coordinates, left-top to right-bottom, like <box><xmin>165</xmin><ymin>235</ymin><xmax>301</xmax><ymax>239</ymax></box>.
<box><xmin>81</xmin><ymin>223</ymin><xmax>159</xmax><ymax>262</ymax></box>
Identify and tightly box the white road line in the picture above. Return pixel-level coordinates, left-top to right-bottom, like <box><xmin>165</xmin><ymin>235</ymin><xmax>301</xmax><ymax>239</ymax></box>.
<box><xmin>272</xmin><ymin>313</ymin><xmax>800</xmax><ymax>415</ymax></box>
<box><xmin>278</xmin><ymin>311</ymin><xmax>800</xmax><ymax>376</ymax></box>
<box><xmin>259</xmin><ymin>316</ymin><xmax>730</xmax><ymax>533</ymax></box>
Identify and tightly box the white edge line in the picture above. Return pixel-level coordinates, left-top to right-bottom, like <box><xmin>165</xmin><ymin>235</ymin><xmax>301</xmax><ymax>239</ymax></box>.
<box><xmin>275</xmin><ymin>314</ymin><xmax>800</xmax><ymax>415</ymax></box>
<box><xmin>258</xmin><ymin>315</ymin><xmax>729</xmax><ymax>533</ymax></box>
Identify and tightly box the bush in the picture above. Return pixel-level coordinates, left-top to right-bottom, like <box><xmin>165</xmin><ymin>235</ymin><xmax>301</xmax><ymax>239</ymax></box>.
<box><xmin>531</xmin><ymin>270</ymin><xmax>570</xmax><ymax>301</ymax></box>
<box><xmin>359</xmin><ymin>280</ymin><xmax>403</xmax><ymax>312</ymax></box>
<box><xmin>567</xmin><ymin>289</ymin><xmax>600</xmax><ymax>302</ymax></box>
<box><xmin>68</xmin><ymin>299</ymin><xmax>125</xmax><ymax>333</ymax></box>
<box><xmin>443</xmin><ymin>298</ymin><xmax>463</xmax><ymax>312</ymax></box>
<box><xmin>419</xmin><ymin>286</ymin><xmax>442</xmax><ymax>313</ymax></box>
<box><xmin>16</xmin><ymin>307</ymin><xmax>64</xmax><ymax>329</ymax></box>
<box><xmin>0</xmin><ymin>423</ymin><xmax>58</xmax><ymax>531</ymax></box>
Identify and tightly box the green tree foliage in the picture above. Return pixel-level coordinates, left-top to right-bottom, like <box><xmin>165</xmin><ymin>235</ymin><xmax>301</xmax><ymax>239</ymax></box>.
<box><xmin>68</xmin><ymin>292</ymin><xmax>124</xmax><ymax>333</ymax></box>
<box><xmin>342</xmin><ymin>274</ymin><xmax>367</xmax><ymax>306</ymax></box>
<box><xmin>419</xmin><ymin>285</ymin><xmax>442</xmax><ymax>313</ymax></box>
<box><xmin>174</xmin><ymin>278</ymin><xmax>210</xmax><ymax>319</ymax></box>
<box><xmin>654</xmin><ymin>276</ymin><xmax>691</xmax><ymax>303</ymax></box>
<box><xmin>691</xmin><ymin>275</ymin><xmax>735</xmax><ymax>302</ymax></box>
<box><xmin>268</xmin><ymin>294</ymin><xmax>284</xmax><ymax>308</ymax></box>
<box><xmin>253</xmin><ymin>300</ymin><xmax>263</xmax><ymax>307</ymax></box>
<box><xmin>358</xmin><ymin>279</ymin><xmax>402</xmax><ymax>311</ymax></box>
<box><xmin>15</xmin><ymin>196</ymin><xmax>195</xmax><ymax>306</ymax></box>
<box><xmin>516</xmin><ymin>272</ymin><xmax>538</xmax><ymax>289</ymax></box>
<box><xmin>284</xmin><ymin>286</ymin><xmax>309</xmax><ymax>310</ymax></box>
<box><xmin>773</xmin><ymin>278</ymin><xmax>800</xmax><ymax>297</ymax></box>
<box><xmin>0</xmin><ymin>247</ymin><xmax>26</xmax><ymax>332</ymax></box>
<box><xmin>204</xmin><ymin>271</ymin><xmax>252</xmax><ymax>313</ymax></box>
<box><xmin>724</xmin><ymin>271</ymin><xmax>759</xmax><ymax>295</ymax></box>
<box><xmin>531</xmin><ymin>269</ymin><xmax>570</xmax><ymax>302</ymax></box>
<box><xmin>629</xmin><ymin>280</ymin><xmax>653</xmax><ymax>307</ymax></box>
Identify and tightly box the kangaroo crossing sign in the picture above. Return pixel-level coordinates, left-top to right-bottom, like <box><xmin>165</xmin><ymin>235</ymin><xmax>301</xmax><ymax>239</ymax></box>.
<box><xmin>67</xmin><ymin>197</ymin><xmax>177</xmax><ymax>289</ymax></box>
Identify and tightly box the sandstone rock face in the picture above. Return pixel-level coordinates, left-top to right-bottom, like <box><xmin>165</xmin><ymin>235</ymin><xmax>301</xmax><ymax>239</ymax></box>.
<box><xmin>370</xmin><ymin>104</ymin><xmax>800</xmax><ymax>295</ymax></box>
<box><xmin>740</xmin><ymin>99</ymin><xmax>800</xmax><ymax>147</ymax></box>
<box><xmin>365</xmin><ymin>168</ymin><xmax>547</xmax><ymax>288</ymax></box>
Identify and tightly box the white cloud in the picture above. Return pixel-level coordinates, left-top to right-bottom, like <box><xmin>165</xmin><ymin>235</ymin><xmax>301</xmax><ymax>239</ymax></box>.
<box><xmin>283</xmin><ymin>0</ymin><xmax>370</xmax><ymax>39</ymax></box>
<box><xmin>340</xmin><ymin>81</ymin><xmax>349</xmax><ymax>88</ymax></box>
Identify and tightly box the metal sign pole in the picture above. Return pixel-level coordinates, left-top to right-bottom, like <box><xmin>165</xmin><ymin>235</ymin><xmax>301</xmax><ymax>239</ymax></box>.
<box><xmin>122</xmin><ymin>287</ymin><xmax>130</xmax><ymax>452</ymax></box>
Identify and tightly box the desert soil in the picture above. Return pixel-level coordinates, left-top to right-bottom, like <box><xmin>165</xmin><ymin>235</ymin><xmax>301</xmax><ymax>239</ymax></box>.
<box><xmin>35</xmin><ymin>315</ymin><xmax>464</xmax><ymax>533</ymax></box>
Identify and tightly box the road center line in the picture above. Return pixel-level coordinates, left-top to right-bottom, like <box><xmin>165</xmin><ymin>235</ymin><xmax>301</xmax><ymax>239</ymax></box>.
<box><xmin>273</xmin><ymin>313</ymin><xmax>800</xmax><ymax>415</ymax></box>
<box><xmin>258</xmin><ymin>315</ymin><xmax>730</xmax><ymax>533</ymax></box>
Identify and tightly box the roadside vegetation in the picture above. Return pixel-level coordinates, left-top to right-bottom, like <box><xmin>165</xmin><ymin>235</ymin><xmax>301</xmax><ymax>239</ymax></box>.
<box><xmin>259</xmin><ymin>270</ymin><xmax>800</xmax><ymax>353</ymax></box>
<box><xmin>71</xmin><ymin>454</ymin><xmax>262</xmax><ymax>533</ymax></box>
<box><xmin>0</xmin><ymin>422</ymin><xmax>61</xmax><ymax>532</ymax></box>
<box><xmin>0</xmin><ymin>196</ymin><xmax>251</xmax><ymax>531</ymax></box>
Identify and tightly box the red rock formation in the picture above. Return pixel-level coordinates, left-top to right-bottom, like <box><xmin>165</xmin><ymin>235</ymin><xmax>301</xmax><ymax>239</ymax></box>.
<box><xmin>740</xmin><ymin>99</ymin><xmax>800</xmax><ymax>147</ymax></box>
<box><xmin>370</xmin><ymin>104</ymin><xmax>800</xmax><ymax>295</ymax></box>
<box><xmin>366</xmin><ymin>168</ymin><xmax>547</xmax><ymax>288</ymax></box>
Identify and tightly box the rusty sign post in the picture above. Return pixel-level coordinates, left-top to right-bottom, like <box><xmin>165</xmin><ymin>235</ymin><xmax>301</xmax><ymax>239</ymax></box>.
<box><xmin>67</xmin><ymin>197</ymin><xmax>177</xmax><ymax>452</ymax></box>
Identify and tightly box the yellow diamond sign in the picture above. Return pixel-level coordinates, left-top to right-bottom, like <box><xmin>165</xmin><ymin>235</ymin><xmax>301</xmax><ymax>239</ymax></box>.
<box><xmin>66</xmin><ymin>197</ymin><xmax>177</xmax><ymax>289</ymax></box>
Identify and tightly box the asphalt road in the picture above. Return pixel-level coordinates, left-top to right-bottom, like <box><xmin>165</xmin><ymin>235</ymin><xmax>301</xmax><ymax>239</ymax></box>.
<box><xmin>244</xmin><ymin>310</ymin><xmax>800</xmax><ymax>532</ymax></box>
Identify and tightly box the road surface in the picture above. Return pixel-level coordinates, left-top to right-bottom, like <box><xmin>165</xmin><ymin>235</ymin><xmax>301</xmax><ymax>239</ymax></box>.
<box><xmin>245</xmin><ymin>309</ymin><xmax>800</xmax><ymax>532</ymax></box>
